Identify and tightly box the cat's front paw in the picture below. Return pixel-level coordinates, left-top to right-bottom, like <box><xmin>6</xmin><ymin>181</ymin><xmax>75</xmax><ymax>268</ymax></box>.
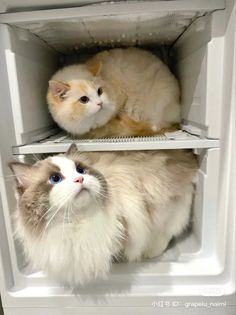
<box><xmin>143</xmin><ymin>247</ymin><xmax>163</xmax><ymax>259</ymax></box>
<box><xmin>143</xmin><ymin>235</ymin><xmax>171</xmax><ymax>259</ymax></box>
<box><xmin>151</xmin><ymin>125</ymin><xmax>158</xmax><ymax>132</ymax></box>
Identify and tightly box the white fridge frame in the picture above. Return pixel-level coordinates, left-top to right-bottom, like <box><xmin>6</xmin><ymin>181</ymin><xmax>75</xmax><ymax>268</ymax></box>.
<box><xmin>0</xmin><ymin>1</ymin><xmax>235</xmax><ymax>314</ymax></box>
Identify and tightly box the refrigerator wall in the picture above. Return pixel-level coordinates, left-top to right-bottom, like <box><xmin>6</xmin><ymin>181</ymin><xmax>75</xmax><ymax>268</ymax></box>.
<box><xmin>0</xmin><ymin>1</ymin><xmax>235</xmax><ymax>314</ymax></box>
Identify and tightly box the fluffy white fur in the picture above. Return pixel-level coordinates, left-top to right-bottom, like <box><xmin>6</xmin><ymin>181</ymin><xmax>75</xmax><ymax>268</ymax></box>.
<box><xmin>48</xmin><ymin>48</ymin><xmax>180</xmax><ymax>136</ymax></box>
<box><xmin>49</xmin><ymin>76</ymin><xmax>117</xmax><ymax>135</ymax></box>
<box><xmin>13</xmin><ymin>149</ymin><xmax>197</xmax><ymax>286</ymax></box>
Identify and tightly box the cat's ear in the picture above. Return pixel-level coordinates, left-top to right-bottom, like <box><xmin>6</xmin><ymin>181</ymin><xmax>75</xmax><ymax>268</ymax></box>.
<box><xmin>8</xmin><ymin>162</ymin><xmax>33</xmax><ymax>195</ymax></box>
<box><xmin>87</xmin><ymin>62</ymin><xmax>102</xmax><ymax>77</ymax></box>
<box><xmin>66</xmin><ymin>143</ymin><xmax>79</xmax><ymax>157</ymax></box>
<box><xmin>48</xmin><ymin>80</ymin><xmax>69</xmax><ymax>98</ymax></box>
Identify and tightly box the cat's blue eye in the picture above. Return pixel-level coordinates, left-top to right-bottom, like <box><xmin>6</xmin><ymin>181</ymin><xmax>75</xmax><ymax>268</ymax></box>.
<box><xmin>79</xmin><ymin>96</ymin><xmax>89</xmax><ymax>104</ymax></box>
<box><xmin>76</xmin><ymin>165</ymin><xmax>86</xmax><ymax>174</ymax></box>
<box><xmin>49</xmin><ymin>174</ymin><xmax>62</xmax><ymax>185</ymax></box>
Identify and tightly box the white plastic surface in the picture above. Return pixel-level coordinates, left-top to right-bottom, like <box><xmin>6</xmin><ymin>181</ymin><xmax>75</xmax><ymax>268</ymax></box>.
<box><xmin>1</xmin><ymin>25</ymin><xmax>58</xmax><ymax>145</ymax></box>
<box><xmin>0</xmin><ymin>1</ymin><xmax>226</xmax><ymax>145</ymax></box>
<box><xmin>174</xmin><ymin>12</ymin><xmax>224</xmax><ymax>138</ymax></box>
<box><xmin>12</xmin><ymin>130</ymin><xmax>220</xmax><ymax>154</ymax></box>
<box><xmin>0</xmin><ymin>0</ymin><xmax>235</xmax><ymax>314</ymax></box>
<box><xmin>1</xmin><ymin>147</ymin><xmax>235</xmax><ymax>308</ymax></box>
<box><xmin>4</xmin><ymin>12</ymin><xmax>202</xmax><ymax>53</ymax></box>
<box><xmin>0</xmin><ymin>0</ymin><xmax>111</xmax><ymax>13</ymax></box>
<box><xmin>0</xmin><ymin>1</ymin><xmax>225</xmax><ymax>53</ymax></box>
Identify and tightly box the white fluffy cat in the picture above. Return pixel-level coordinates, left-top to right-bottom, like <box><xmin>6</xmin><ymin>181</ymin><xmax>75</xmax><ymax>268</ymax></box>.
<box><xmin>9</xmin><ymin>145</ymin><xmax>197</xmax><ymax>286</ymax></box>
<box><xmin>47</xmin><ymin>48</ymin><xmax>180</xmax><ymax>138</ymax></box>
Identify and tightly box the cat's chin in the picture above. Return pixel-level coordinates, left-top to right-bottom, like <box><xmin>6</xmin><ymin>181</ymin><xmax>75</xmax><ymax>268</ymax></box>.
<box><xmin>73</xmin><ymin>187</ymin><xmax>89</xmax><ymax>199</ymax></box>
<box><xmin>73</xmin><ymin>188</ymin><xmax>92</xmax><ymax>208</ymax></box>
<box><xmin>89</xmin><ymin>105</ymin><xmax>102</xmax><ymax>115</ymax></box>
<box><xmin>76</xmin><ymin>187</ymin><xmax>88</xmax><ymax>197</ymax></box>
<box><xmin>92</xmin><ymin>106</ymin><xmax>115</xmax><ymax>129</ymax></box>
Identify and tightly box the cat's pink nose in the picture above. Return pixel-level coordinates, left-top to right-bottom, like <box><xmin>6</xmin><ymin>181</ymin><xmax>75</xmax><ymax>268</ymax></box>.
<box><xmin>97</xmin><ymin>102</ymin><xmax>103</xmax><ymax>108</ymax></box>
<box><xmin>74</xmin><ymin>176</ymin><xmax>84</xmax><ymax>184</ymax></box>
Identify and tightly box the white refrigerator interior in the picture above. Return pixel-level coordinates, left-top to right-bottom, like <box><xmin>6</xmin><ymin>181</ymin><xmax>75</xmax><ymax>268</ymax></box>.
<box><xmin>0</xmin><ymin>1</ymin><xmax>235</xmax><ymax>314</ymax></box>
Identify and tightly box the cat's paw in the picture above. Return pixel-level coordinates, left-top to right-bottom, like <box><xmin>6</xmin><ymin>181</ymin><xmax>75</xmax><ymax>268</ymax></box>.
<box><xmin>151</xmin><ymin>125</ymin><xmax>158</xmax><ymax>132</ymax></box>
<box><xmin>143</xmin><ymin>235</ymin><xmax>170</xmax><ymax>259</ymax></box>
<box><xmin>143</xmin><ymin>247</ymin><xmax>163</xmax><ymax>259</ymax></box>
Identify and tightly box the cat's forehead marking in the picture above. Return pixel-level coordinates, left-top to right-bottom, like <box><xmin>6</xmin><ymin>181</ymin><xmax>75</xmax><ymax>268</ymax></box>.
<box><xmin>71</xmin><ymin>80</ymin><xmax>96</xmax><ymax>94</ymax></box>
<box><xmin>50</xmin><ymin>156</ymin><xmax>76</xmax><ymax>176</ymax></box>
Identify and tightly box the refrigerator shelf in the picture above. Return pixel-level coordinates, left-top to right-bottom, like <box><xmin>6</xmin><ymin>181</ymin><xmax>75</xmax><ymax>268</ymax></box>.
<box><xmin>12</xmin><ymin>130</ymin><xmax>220</xmax><ymax>154</ymax></box>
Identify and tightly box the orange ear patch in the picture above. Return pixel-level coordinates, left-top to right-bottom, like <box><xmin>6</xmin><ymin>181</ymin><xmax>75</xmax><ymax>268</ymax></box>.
<box><xmin>49</xmin><ymin>80</ymin><xmax>70</xmax><ymax>98</ymax></box>
<box><xmin>87</xmin><ymin>62</ymin><xmax>102</xmax><ymax>76</ymax></box>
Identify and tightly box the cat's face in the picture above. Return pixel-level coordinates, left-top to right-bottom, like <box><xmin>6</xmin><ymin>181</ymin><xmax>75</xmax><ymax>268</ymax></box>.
<box><xmin>9</xmin><ymin>145</ymin><xmax>107</xmax><ymax>236</ymax></box>
<box><xmin>47</xmin><ymin>64</ymin><xmax>116</xmax><ymax>135</ymax></box>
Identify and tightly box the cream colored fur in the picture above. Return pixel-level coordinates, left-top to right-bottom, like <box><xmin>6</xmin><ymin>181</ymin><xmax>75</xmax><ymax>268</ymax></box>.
<box><xmin>14</xmin><ymin>149</ymin><xmax>197</xmax><ymax>286</ymax></box>
<box><xmin>47</xmin><ymin>48</ymin><xmax>180</xmax><ymax>136</ymax></box>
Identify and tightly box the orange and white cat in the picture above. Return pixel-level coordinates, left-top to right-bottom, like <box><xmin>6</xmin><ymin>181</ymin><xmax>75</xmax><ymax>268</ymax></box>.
<box><xmin>47</xmin><ymin>48</ymin><xmax>180</xmax><ymax>138</ymax></box>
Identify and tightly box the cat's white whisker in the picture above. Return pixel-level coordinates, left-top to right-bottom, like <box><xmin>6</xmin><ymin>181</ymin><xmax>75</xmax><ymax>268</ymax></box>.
<box><xmin>68</xmin><ymin>203</ymin><xmax>77</xmax><ymax>220</ymax></box>
<box><xmin>62</xmin><ymin>207</ymin><xmax>67</xmax><ymax>242</ymax></box>
<box><xmin>19</xmin><ymin>195</ymin><xmax>70</xmax><ymax>233</ymax></box>
<box><xmin>41</xmin><ymin>191</ymin><xmax>76</xmax><ymax>238</ymax></box>
<box><xmin>94</xmin><ymin>189</ymin><xmax>109</xmax><ymax>200</ymax></box>
<box><xmin>67</xmin><ymin>204</ymin><xmax>72</xmax><ymax>224</ymax></box>
<box><xmin>32</xmin><ymin>154</ymin><xmax>40</xmax><ymax>162</ymax></box>
<box><xmin>1</xmin><ymin>174</ymin><xmax>23</xmax><ymax>178</ymax></box>
<box><xmin>42</xmin><ymin>205</ymin><xmax>65</xmax><ymax>237</ymax></box>
<box><xmin>36</xmin><ymin>193</ymin><xmax>73</xmax><ymax>228</ymax></box>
